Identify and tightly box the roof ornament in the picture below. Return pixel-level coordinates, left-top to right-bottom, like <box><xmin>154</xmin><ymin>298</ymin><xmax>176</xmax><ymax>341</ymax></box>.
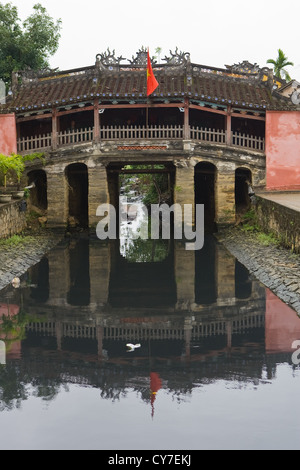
<box><xmin>225</xmin><ymin>60</ymin><xmax>275</xmax><ymax>87</ymax></box>
<box><xmin>128</xmin><ymin>47</ymin><xmax>154</xmax><ymax>66</ymax></box>
<box><xmin>291</xmin><ymin>88</ymin><xmax>300</xmax><ymax>105</ymax></box>
<box><xmin>96</xmin><ymin>48</ymin><xmax>126</xmax><ymax>71</ymax></box>
<box><xmin>162</xmin><ymin>48</ymin><xmax>190</xmax><ymax>66</ymax></box>
<box><xmin>225</xmin><ymin>61</ymin><xmax>262</xmax><ymax>74</ymax></box>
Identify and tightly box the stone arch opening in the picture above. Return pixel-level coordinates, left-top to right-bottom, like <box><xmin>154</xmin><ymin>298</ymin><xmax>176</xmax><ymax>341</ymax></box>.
<box><xmin>29</xmin><ymin>257</ymin><xmax>49</xmax><ymax>303</ymax></box>
<box><xmin>107</xmin><ymin>161</ymin><xmax>176</xmax><ymax>261</ymax></box>
<box><xmin>66</xmin><ymin>163</ymin><xmax>88</xmax><ymax>228</ymax></box>
<box><xmin>235</xmin><ymin>167</ymin><xmax>253</xmax><ymax>214</ymax></box>
<box><xmin>235</xmin><ymin>260</ymin><xmax>252</xmax><ymax>299</ymax></box>
<box><xmin>194</xmin><ymin>162</ymin><xmax>217</xmax><ymax>232</ymax></box>
<box><xmin>67</xmin><ymin>238</ymin><xmax>90</xmax><ymax>306</ymax></box>
<box><xmin>27</xmin><ymin>170</ymin><xmax>48</xmax><ymax>211</ymax></box>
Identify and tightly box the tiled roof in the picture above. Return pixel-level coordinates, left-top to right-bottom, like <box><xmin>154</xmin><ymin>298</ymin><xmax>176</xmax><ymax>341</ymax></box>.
<box><xmin>4</xmin><ymin>56</ymin><xmax>295</xmax><ymax>113</ymax></box>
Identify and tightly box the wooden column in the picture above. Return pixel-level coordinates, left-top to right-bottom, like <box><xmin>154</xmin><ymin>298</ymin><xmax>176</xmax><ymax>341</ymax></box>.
<box><xmin>226</xmin><ymin>105</ymin><xmax>232</xmax><ymax>145</ymax></box>
<box><xmin>184</xmin><ymin>97</ymin><xmax>190</xmax><ymax>140</ymax></box>
<box><xmin>52</xmin><ymin>108</ymin><xmax>58</xmax><ymax>150</ymax></box>
<box><xmin>93</xmin><ymin>98</ymin><xmax>100</xmax><ymax>143</ymax></box>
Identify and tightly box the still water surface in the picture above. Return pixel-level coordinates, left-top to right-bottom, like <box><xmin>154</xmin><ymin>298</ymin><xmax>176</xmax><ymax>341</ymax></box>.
<box><xmin>0</xmin><ymin>231</ymin><xmax>300</xmax><ymax>450</ymax></box>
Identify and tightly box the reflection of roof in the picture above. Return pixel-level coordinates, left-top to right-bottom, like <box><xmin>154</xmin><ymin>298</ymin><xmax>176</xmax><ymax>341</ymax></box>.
<box><xmin>4</xmin><ymin>49</ymin><xmax>295</xmax><ymax>113</ymax></box>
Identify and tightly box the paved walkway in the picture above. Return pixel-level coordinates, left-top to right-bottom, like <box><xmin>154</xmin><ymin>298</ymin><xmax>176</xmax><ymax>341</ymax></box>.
<box><xmin>0</xmin><ymin>231</ymin><xmax>62</xmax><ymax>291</ymax></box>
<box><xmin>256</xmin><ymin>191</ymin><xmax>300</xmax><ymax>212</ymax></box>
<box><xmin>216</xmin><ymin>227</ymin><xmax>300</xmax><ymax>316</ymax></box>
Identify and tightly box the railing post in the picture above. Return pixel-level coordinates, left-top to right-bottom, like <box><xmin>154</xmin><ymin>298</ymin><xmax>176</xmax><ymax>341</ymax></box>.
<box><xmin>93</xmin><ymin>98</ymin><xmax>100</xmax><ymax>143</ymax></box>
<box><xmin>52</xmin><ymin>108</ymin><xmax>58</xmax><ymax>150</ymax></box>
<box><xmin>184</xmin><ymin>97</ymin><xmax>190</xmax><ymax>140</ymax></box>
<box><xmin>226</xmin><ymin>105</ymin><xmax>232</xmax><ymax>146</ymax></box>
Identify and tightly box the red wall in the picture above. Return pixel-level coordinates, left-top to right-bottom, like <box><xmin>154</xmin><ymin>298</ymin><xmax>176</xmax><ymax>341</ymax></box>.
<box><xmin>266</xmin><ymin>111</ymin><xmax>300</xmax><ymax>190</ymax></box>
<box><xmin>0</xmin><ymin>113</ymin><xmax>17</xmax><ymax>155</ymax></box>
<box><xmin>265</xmin><ymin>289</ymin><xmax>300</xmax><ymax>353</ymax></box>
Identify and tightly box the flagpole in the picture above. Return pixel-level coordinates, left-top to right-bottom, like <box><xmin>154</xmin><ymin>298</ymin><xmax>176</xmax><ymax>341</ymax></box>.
<box><xmin>146</xmin><ymin>47</ymin><xmax>149</xmax><ymax>137</ymax></box>
<box><xmin>146</xmin><ymin>105</ymin><xmax>149</xmax><ymax>138</ymax></box>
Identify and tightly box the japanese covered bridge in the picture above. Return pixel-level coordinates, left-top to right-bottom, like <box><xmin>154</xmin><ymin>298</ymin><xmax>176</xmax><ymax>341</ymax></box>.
<box><xmin>2</xmin><ymin>48</ymin><xmax>296</xmax><ymax>229</ymax></box>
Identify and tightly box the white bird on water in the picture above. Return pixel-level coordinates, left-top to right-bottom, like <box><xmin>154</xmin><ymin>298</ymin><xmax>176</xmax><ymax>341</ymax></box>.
<box><xmin>11</xmin><ymin>277</ymin><xmax>20</xmax><ymax>289</ymax></box>
<box><xmin>126</xmin><ymin>343</ymin><xmax>141</xmax><ymax>352</ymax></box>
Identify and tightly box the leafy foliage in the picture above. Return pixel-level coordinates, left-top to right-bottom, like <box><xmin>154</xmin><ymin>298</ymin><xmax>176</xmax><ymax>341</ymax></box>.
<box><xmin>0</xmin><ymin>2</ymin><xmax>62</xmax><ymax>87</ymax></box>
<box><xmin>0</xmin><ymin>152</ymin><xmax>44</xmax><ymax>188</ymax></box>
<box><xmin>267</xmin><ymin>49</ymin><xmax>294</xmax><ymax>82</ymax></box>
<box><xmin>120</xmin><ymin>165</ymin><xmax>171</xmax><ymax>207</ymax></box>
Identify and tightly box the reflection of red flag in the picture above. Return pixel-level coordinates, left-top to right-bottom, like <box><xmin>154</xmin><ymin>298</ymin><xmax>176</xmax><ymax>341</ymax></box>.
<box><xmin>147</xmin><ymin>49</ymin><xmax>159</xmax><ymax>96</ymax></box>
<box><xmin>150</xmin><ymin>372</ymin><xmax>162</xmax><ymax>418</ymax></box>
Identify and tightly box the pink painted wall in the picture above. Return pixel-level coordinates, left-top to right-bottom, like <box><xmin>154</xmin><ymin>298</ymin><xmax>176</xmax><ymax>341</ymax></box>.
<box><xmin>265</xmin><ymin>289</ymin><xmax>300</xmax><ymax>353</ymax></box>
<box><xmin>266</xmin><ymin>111</ymin><xmax>300</xmax><ymax>190</ymax></box>
<box><xmin>0</xmin><ymin>113</ymin><xmax>17</xmax><ymax>155</ymax></box>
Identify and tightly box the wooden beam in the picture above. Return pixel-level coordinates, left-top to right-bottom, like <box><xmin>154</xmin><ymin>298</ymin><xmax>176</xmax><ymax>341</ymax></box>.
<box><xmin>57</xmin><ymin>106</ymin><xmax>94</xmax><ymax>117</ymax></box>
<box><xmin>98</xmin><ymin>102</ymin><xmax>184</xmax><ymax>110</ymax></box>
<box><xmin>189</xmin><ymin>103</ymin><xmax>227</xmax><ymax>116</ymax></box>
<box><xmin>189</xmin><ymin>103</ymin><xmax>266</xmax><ymax>121</ymax></box>
<box><xmin>17</xmin><ymin>113</ymin><xmax>52</xmax><ymax>123</ymax></box>
<box><xmin>226</xmin><ymin>105</ymin><xmax>232</xmax><ymax>145</ymax></box>
<box><xmin>52</xmin><ymin>108</ymin><xmax>58</xmax><ymax>150</ymax></box>
<box><xmin>184</xmin><ymin>97</ymin><xmax>190</xmax><ymax>140</ymax></box>
<box><xmin>93</xmin><ymin>98</ymin><xmax>100</xmax><ymax>143</ymax></box>
<box><xmin>231</xmin><ymin>112</ymin><xmax>265</xmax><ymax>121</ymax></box>
<box><xmin>16</xmin><ymin>105</ymin><xmax>95</xmax><ymax>123</ymax></box>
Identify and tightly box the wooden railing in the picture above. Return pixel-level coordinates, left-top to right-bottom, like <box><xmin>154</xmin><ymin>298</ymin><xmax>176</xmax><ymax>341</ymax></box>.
<box><xmin>17</xmin><ymin>125</ymin><xmax>265</xmax><ymax>153</ymax></box>
<box><xmin>100</xmin><ymin>125</ymin><xmax>183</xmax><ymax>140</ymax></box>
<box><xmin>190</xmin><ymin>127</ymin><xmax>226</xmax><ymax>144</ymax></box>
<box><xmin>17</xmin><ymin>133</ymin><xmax>52</xmax><ymax>153</ymax></box>
<box><xmin>231</xmin><ymin>131</ymin><xmax>265</xmax><ymax>152</ymax></box>
<box><xmin>26</xmin><ymin>313</ymin><xmax>265</xmax><ymax>341</ymax></box>
<box><xmin>58</xmin><ymin>127</ymin><xmax>94</xmax><ymax>146</ymax></box>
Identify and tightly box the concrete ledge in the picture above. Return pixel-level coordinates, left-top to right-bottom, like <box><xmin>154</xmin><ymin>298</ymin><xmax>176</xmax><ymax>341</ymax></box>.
<box><xmin>255</xmin><ymin>194</ymin><xmax>300</xmax><ymax>253</ymax></box>
<box><xmin>0</xmin><ymin>199</ymin><xmax>27</xmax><ymax>239</ymax></box>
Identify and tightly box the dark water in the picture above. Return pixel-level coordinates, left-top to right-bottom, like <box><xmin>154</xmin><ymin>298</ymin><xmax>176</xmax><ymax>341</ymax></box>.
<box><xmin>0</xmin><ymin>234</ymin><xmax>300</xmax><ymax>450</ymax></box>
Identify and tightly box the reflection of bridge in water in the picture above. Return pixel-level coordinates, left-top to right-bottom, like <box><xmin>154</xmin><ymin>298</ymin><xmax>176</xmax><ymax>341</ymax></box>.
<box><xmin>5</xmin><ymin>234</ymin><xmax>300</xmax><ymax>364</ymax></box>
<box><xmin>0</xmin><ymin>235</ymin><xmax>265</xmax><ymax>360</ymax></box>
<box><xmin>1</xmin><ymin>235</ymin><xmax>300</xmax><ymax>412</ymax></box>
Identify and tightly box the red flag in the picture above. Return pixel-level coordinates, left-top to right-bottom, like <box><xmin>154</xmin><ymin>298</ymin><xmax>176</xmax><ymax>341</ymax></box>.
<box><xmin>147</xmin><ymin>49</ymin><xmax>159</xmax><ymax>96</ymax></box>
<box><xmin>150</xmin><ymin>372</ymin><xmax>162</xmax><ymax>418</ymax></box>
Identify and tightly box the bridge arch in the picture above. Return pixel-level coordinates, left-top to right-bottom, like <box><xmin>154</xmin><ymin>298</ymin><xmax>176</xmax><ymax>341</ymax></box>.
<box><xmin>65</xmin><ymin>163</ymin><xmax>89</xmax><ymax>228</ymax></box>
<box><xmin>194</xmin><ymin>161</ymin><xmax>217</xmax><ymax>232</ymax></box>
<box><xmin>235</xmin><ymin>166</ymin><xmax>253</xmax><ymax>214</ymax></box>
<box><xmin>27</xmin><ymin>169</ymin><xmax>48</xmax><ymax>212</ymax></box>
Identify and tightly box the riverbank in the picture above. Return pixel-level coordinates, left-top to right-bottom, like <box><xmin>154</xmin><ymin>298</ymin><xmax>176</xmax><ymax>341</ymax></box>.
<box><xmin>0</xmin><ymin>228</ymin><xmax>63</xmax><ymax>291</ymax></box>
<box><xmin>215</xmin><ymin>226</ymin><xmax>300</xmax><ymax>315</ymax></box>
<box><xmin>0</xmin><ymin>224</ymin><xmax>299</xmax><ymax>316</ymax></box>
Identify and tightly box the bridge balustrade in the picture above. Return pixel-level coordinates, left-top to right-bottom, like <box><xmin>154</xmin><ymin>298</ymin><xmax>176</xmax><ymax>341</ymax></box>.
<box><xmin>17</xmin><ymin>125</ymin><xmax>265</xmax><ymax>154</ymax></box>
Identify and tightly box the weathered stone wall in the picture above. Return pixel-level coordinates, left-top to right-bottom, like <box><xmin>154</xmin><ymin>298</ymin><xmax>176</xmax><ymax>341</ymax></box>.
<box><xmin>255</xmin><ymin>196</ymin><xmax>300</xmax><ymax>253</ymax></box>
<box><xmin>0</xmin><ymin>200</ymin><xmax>27</xmax><ymax>239</ymax></box>
<box><xmin>27</xmin><ymin>142</ymin><xmax>266</xmax><ymax>230</ymax></box>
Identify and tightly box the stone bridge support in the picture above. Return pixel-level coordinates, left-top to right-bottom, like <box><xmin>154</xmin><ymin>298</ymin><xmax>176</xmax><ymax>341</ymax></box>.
<box><xmin>47</xmin><ymin>164</ymin><xmax>68</xmax><ymax>228</ymax></box>
<box><xmin>46</xmin><ymin>157</ymin><xmax>109</xmax><ymax>229</ymax></box>
<box><xmin>215</xmin><ymin>162</ymin><xmax>236</xmax><ymax>227</ymax></box>
<box><xmin>174</xmin><ymin>161</ymin><xmax>195</xmax><ymax>227</ymax></box>
<box><xmin>88</xmin><ymin>160</ymin><xmax>109</xmax><ymax>228</ymax></box>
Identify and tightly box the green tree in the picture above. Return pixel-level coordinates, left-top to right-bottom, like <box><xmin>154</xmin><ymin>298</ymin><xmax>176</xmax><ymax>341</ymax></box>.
<box><xmin>267</xmin><ymin>49</ymin><xmax>294</xmax><ymax>82</ymax></box>
<box><xmin>155</xmin><ymin>47</ymin><xmax>162</xmax><ymax>64</ymax></box>
<box><xmin>0</xmin><ymin>2</ymin><xmax>62</xmax><ymax>87</ymax></box>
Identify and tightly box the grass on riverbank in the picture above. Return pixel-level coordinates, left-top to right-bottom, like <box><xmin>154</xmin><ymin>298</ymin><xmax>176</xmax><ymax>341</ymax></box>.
<box><xmin>239</xmin><ymin>209</ymin><xmax>282</xmax><ymax>247</ymax></box>
<box><xmin>0</xmin><ymin>234</ymin><xmax>36</xmax><ymax>247</ymax></box>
